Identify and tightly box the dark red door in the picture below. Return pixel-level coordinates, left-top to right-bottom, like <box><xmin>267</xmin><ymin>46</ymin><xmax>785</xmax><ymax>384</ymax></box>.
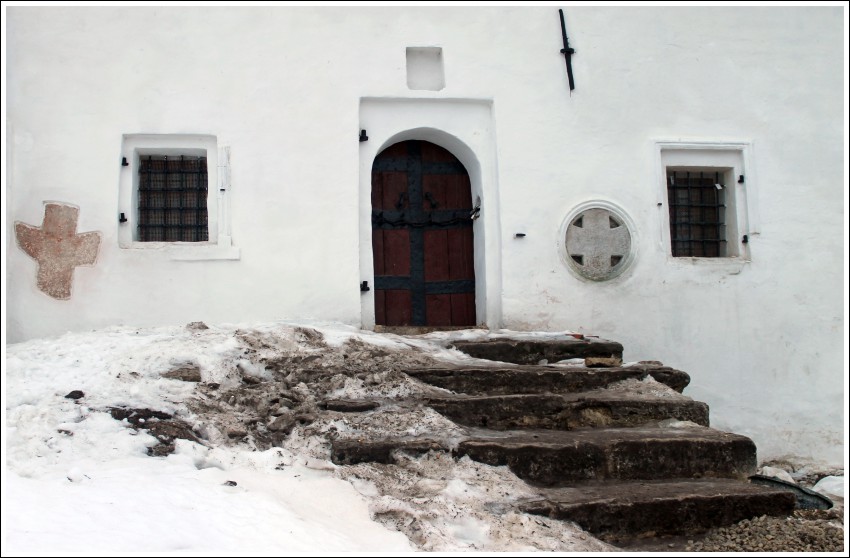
<box><xmin>372</xmin><ymin>140</ymin><xmax>476</xmax><ymax>327</ymax></box>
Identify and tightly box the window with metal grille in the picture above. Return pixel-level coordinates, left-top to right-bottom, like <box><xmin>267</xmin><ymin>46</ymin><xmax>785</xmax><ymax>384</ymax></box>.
<box><xmin>138</xmin><ymin>155</ymin><xmax>208</xmax><ymax>242</ymax></box>
<box><xmin>667</xmin><ymin>169</ymin><xmax>727</xmax><ymax>257</ymax></box>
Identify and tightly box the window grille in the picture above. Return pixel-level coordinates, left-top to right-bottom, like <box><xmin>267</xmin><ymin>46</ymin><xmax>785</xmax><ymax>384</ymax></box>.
<box><xmin>667</xmin><ymin>169</ymin><xmax>726</xmax><ymax>257</ymax></box>
<box><xmin>138</xmin><ymin>155</ymin><xmax>208</xmax><ymax>242</ymax></box>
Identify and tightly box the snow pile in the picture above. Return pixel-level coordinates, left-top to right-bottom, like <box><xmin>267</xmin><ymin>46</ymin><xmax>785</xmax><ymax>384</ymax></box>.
<box><xmin>3</xmin><ymin>445</ymin><xmax>412</xmax><ymax>554</ymax></box>
<box><xmin>759</xmin><ymin>465</ymin><xmax>797</xmax><ymax>484</ymax></box>
<box><xmin>603</xmin><ymin>376</ymin><xmax>690</xmax><ymax>399</ymax></box>
<box><xmin>414</xmin><ymin>328</ymin><xmax>584</xmax><ymax>345</ymax></box>
<box><xmin>813</xmin><ymin>476</ymin><xmax>845</xmax><ymax>502</ymax></box>
<box><xmin>3</xmin><ymin>323</ymin><xmax>416</xmax><ymax>553</ymax></box>
<box><xmin>3</xmin><ymin>321</ymin><xmax>610</xmax><ymax>553</ymax></box>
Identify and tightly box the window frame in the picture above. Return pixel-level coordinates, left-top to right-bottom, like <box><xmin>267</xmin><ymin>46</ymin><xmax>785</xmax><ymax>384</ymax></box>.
<box><xmin>118</xmin><ymin>134</ymin><xmax>238</xmax><ymax>261</ymax></box>
<box><xmin>654</xmin><ymin>140</ymin><xmax>758</xmax><ymax>268</ymax></box>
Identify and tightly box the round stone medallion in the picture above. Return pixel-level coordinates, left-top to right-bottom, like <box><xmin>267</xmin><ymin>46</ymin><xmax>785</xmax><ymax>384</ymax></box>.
<box><xmin>564</xmin><ymin>205</ymin><xmax>634</xmax><ymax>281</ymax></box>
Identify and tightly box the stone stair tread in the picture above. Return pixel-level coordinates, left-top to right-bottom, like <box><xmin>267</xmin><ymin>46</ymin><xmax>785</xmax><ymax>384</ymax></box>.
<box><xmin>526</xmin><ymin>477</ymin><xmax>790</xmax><ymax>504</ymax></box>
<box><xmin>450</xmin><ymin>338</ymin><xmax>623</xmax><ymax>365</ymax></box>
<box><xmin>456</xmin><ymin>426</ymin><xmax>757</xmax><ymax>485</ymax></box>
<box><xmin>334</xmin><ymin>425</ymin><xmax>753</xmax><ymax>451</ymax></box>
<box><xmin>425</xmin><ymin>390</ymin><xmax>691</xmax><ymax>404</ymax></box>
<box><xmin>331</xmin><ymin>437</ymin><xmax>447</xmax><ymax>465</ymax></box>
<box><xmin>405</xmin><ymin>364</ymin><xmax>690</xmax><ymax>393</ymax></box>
<box><xmin>519</xmin><ymin>478</ymin><xmax>797</xmax><ymax>537</ymax></box>
<box><xmin>461</xmin><ymin>424</ymin><xmax>746</xmax><ymax>445</ymax></box>
<box><xmin>330</xmin><ymin>424</ymin><xmax>735</xmax><ymax>459</ymax></box>
<box><xmin>424</xmin><ymin>391</ymin><xmax>709</xmax><ymax>430</ymax></box>
<box><xmin>331</xmin><ymin>425</ymin><xmax>756</xmax><ymax>486</ymax></box>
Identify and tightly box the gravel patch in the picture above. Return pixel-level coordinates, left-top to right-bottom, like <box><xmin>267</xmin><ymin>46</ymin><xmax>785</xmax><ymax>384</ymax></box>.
<box><xmin>618</xmin><ymin>507</ymin><xmax>844</xmax><ymax>553</ymax></box>
<box><xmin>685</xmin><ymin>508</ymin><xmax>844</xmax><ymax>552</ymax></box>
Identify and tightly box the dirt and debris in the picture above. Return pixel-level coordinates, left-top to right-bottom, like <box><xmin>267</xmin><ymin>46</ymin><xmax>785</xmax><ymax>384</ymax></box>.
<box><xmin>321</xmin><ymin>399</ymin><xmax>381</xmax><ymax>412</ymax></box>
<box><xmin>177</xmin><ymin>326</ymin><xmax>621</xmax><ymax>550</ymax></box>
<box><xmin>108</xmin><ymin>406</ymin><xmax>200</xmax><ymax>456</ymax></box>
<box><xmin>339</xmin><ymin>452</ymin><xmax>617</xmax><ymax>552</ymax></box>
<box><xmin>585</xmin><ymin>356</ymin><xmax>623</xmax><ymax>368</ymax></box>
<box><xmin>187</xmin><ymin>328</ymin><xmax>449</xmax><ymax>451</ymax></box>
<box><xmin>162</xmin><ymin>364</ymin><xmax>202</xmax><ymax>382</ymax></box>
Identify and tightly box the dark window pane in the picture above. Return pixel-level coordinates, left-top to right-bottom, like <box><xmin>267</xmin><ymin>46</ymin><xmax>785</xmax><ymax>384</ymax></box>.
<box><xmin>667</xmin><ymin>169</ymin><xmax>726</xmax><ymax>257</ymax></box>
<box><xmin>138</xmin><ymin>155</ymin><xmax>208</xmax><ymax>242</ymax></box>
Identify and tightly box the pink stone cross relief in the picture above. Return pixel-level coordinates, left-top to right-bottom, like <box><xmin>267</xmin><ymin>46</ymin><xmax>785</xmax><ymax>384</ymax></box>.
<box><xmin>15</xmin><ymin>203</ymin><xmax>102</xmax><ymax>300</ymax></box>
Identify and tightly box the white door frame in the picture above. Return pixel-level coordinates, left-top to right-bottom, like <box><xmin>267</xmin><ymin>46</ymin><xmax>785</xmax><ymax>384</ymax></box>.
<box><xmin>358</xmin><ymin>97</ymin><xmax>502</xmax><ymax>329</ymax></box>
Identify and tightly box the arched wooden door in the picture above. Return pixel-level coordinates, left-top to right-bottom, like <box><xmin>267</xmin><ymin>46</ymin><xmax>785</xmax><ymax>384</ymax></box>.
<box><xmin>372</xmin><ymin>140</ymin><xmax>476</xmax><ymax>327</ymax></box>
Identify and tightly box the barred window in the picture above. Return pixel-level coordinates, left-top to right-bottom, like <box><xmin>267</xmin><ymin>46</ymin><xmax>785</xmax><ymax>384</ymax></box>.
<box><xmin>666</xmin><ymin>169</ymin><xmax>727</xmax><ymax>257</ymax></box>
<box><xmin>656</xmin><ymin>141</ymin><xmax>754</xmax><ymax>263</ymax></box>
<box><xmin>138</xmin><ymin>155</ymin><xmax>208</xmax><ymax>242</ymax></box>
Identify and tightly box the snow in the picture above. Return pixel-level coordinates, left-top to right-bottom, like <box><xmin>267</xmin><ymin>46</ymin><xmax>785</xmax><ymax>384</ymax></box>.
<box><xmin>2</xmin><ymin>320</ymin><xmax>614</xmax><ymax>554</ymax></box>
<box><xmin>813</xmin><ymin>476</ymin><xmax>845</xmax><ymax>502</ymax></box>
<box><xmin>759</xmin><ymin>466</ymin><xmax>797</xmax><ymax>484</ymax></box>
<box><xmin>3</xmin><ymin>450</ymin><xmax>405</xmax><ymax>554</ymax></box>
<box><xmin>2</xmin><ymin>323</ymin><xmax>418</xmax><ymax>554</ymax></box>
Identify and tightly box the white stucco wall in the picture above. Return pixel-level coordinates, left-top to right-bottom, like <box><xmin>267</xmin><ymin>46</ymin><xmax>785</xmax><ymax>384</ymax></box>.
<box><xmin>5</xmin><ymin>7</ymin><xmax>846</xmax><ymax>467</ymax></box>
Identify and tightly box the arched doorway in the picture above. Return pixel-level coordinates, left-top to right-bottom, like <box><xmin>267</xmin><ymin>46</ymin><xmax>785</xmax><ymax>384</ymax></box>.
<box><xmin>371</xmin><ymin>140</ymin><xmax>476</xmax><ymax>327</ymax></box>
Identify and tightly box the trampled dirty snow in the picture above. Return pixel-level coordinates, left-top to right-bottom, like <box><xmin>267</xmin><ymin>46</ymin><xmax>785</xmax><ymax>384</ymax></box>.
<box><xmin>3</xmin><ymin>323</ymin><xmax>418</xmax><ymax>554</ymax></box>
<box><xmin>2</xmin><ymin>321</ymin><xmax>614</xmax><ymax>554</ymax></box>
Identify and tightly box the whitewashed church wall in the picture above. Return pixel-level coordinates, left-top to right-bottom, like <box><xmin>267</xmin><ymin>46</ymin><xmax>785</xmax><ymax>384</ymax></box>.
<box><xmin>5</xmin><ymin>7</ymin><xmax>845</xmax><ymax>466</ymax></box>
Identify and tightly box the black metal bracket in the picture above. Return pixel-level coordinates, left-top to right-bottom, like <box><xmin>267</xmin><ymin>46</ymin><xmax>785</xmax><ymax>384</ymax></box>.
<box><xmin>515</xmin><ymin>233</ymin><xmax>526</xmax><ymax>238</ymax></box>
<box><xmin>119</xmin><ymin>212</ymin><xmax>128</xmax><ymax>223</ymax></box>
<box><xmin>360</xmin><ymin>281</ymin><xmax>370</xmax><ymax>292</ymax></box>
<box><xmin>742</xmin><ymin>234</ymin><xmax>748</xmax><ymax>244</ymax></box>
<box><xmin>558</xmin><ymin>9</ymin><xmax>576</xmax><ymax>92</ymax></box>
<box><xmin>424</xmin><ymin>191</ymin><xmax>439</xmax><ymax>209</ymax></box>
<box><xmin>738</xmin><ymin>175</ymin><xmax>745</xmax><ymax>183</ymax></box>
<box><xmin>395</xmin><ymin>192</ymin><xmax>408</xmax><ymax>210</ymax></box>
<box><xmin>359</xmin><ymin>129</ymin><xmax>369</xmax><ymax>142</ymax></box>
<box><xmin>121</xmin><ymin>157</ymin><xmax>129</xmax><ymax>167</ymax></box>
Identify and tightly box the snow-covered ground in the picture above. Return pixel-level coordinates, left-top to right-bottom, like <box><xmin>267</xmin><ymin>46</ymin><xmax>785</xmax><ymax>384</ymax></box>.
<box><xmin>6</xmin><ymin>320</ymin><xmax>845</xmax><ymax>554</ymax></box>
<box><xmin>3</xmin><ymin>320</ymin><xmax>616</xmax><ymax>554</ymax></box>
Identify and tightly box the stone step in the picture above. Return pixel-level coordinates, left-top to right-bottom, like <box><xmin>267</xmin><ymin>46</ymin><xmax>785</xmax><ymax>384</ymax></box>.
<box><xmin>450</xmin><ymin>337</ymin><xmax>623</xmax><ymax>365</ymax></box>
<box><xmin>519</xmin><ymin>478</ymin><xmax>796</xmax><ymax>538</ymax></box>
<box><xmin>330</xmin><ymin>425</ymin><xmax>757</xmax><ymax>485</ymax></box>
<box><xmin>405</xmin><ymin>363</ymin><xmax>690</xmax><ymax>394</ymax></box>
<box><xmin>331</xmin><ymin>437</ymin><xmax>446</xmax><ymax>466</ymax></box>
<box><xmin>456</xmin><ymin>426</ymin><xmax>757</xmax><ymax>485</ymax></box>
<box><xmin>425</xmin><ymin>392</ymin><xmax>709</xmax><ymax>430</ymax></box>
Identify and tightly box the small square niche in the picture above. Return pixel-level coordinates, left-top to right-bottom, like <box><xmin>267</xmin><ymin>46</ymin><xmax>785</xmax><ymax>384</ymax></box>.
<box><xmin>406</xmin><ymin>47</ymin><xmax>445</xmax><ymax>91</ymax></box>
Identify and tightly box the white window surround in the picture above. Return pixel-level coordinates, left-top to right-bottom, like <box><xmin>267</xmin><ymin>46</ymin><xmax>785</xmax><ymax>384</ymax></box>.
<box><xmin>118</xmin><ymin>134</ymin><xmax>239</xmax><ymax>261</ymax></box>
<box><xmin>654</xmin><ymin>140</ymin><xmax>759</xmax><ymax>269</ymax></box>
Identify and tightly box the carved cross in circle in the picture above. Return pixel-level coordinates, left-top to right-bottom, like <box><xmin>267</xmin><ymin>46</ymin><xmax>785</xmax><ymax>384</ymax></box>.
<box><xmin>565</xmin><ymin>208</ymin><xmax>631</xmax><ymax>281</ymax></box>
<box><xmin>15</xmin><ymin>203</ymin><xmax>101</xmax><ymax>300</ymax></box>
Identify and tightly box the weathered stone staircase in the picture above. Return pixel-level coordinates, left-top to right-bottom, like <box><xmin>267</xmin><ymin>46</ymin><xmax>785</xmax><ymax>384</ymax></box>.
<box><xmin>331</xmin><ymin>336</ymin><xmax>796</xmax><ymax>544</ymax></box>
